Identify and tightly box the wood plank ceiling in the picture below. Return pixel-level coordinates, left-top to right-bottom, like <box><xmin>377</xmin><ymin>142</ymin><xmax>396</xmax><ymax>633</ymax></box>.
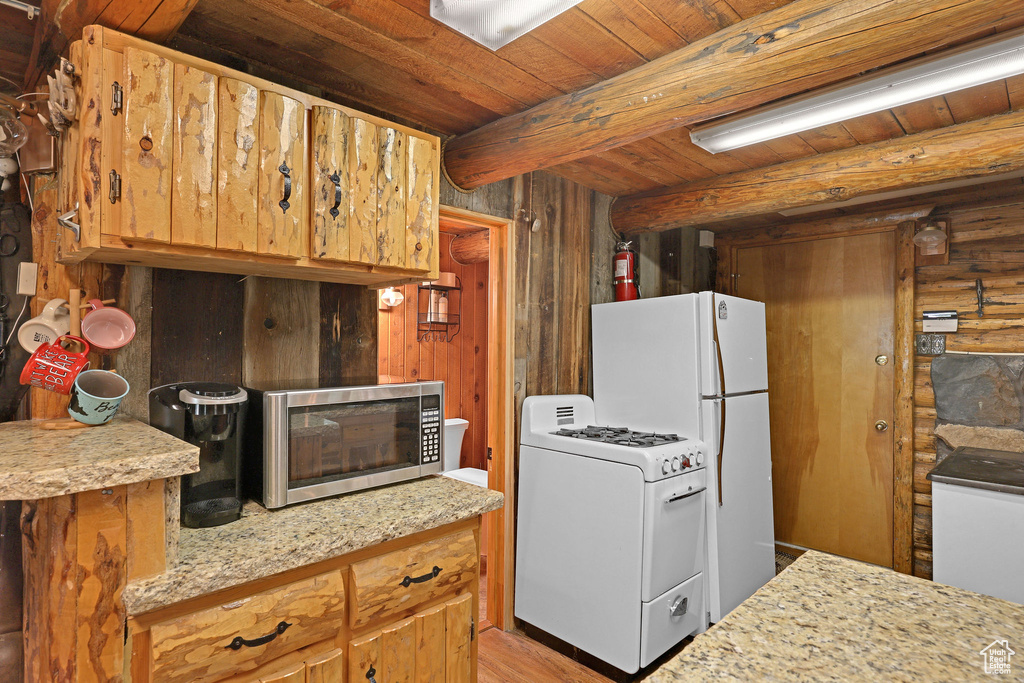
<box><xmin>4</xmin><ymin>0</ymin><xmax>1024</xmax><ymax>224</ymax></box>
<box><xmin>163</xmin><ymin>0</ymin><xmax>1024</xmax><ymax>204</ymax></box>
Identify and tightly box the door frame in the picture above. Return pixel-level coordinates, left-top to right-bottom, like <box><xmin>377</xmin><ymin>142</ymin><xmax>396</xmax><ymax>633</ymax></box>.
<box><xmin>714</xmin><ymin>206</ymin><xmax>927</xmax><ymax>574</ymax></box>
<box><xmin>438</xmin><ymin>205</ymin><xmax>515</xmax><ymax>629</ymax></box>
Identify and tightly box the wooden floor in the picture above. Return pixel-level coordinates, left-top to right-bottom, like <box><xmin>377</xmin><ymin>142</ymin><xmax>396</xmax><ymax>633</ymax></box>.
<box><xmin>478</xmin><ymin>628</ymin><xmax>614</xmax><ymax>683</ymax></box>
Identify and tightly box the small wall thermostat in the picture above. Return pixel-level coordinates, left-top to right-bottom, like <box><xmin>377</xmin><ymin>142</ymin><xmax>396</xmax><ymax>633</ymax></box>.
<box><xmin>922</xmin><ymin>310</ymin><xmax>958</xmax><ymax>333</ymax></box>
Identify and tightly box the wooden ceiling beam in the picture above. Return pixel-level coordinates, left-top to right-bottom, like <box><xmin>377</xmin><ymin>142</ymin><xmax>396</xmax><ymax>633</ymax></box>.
<box><xmin>610</xmin><ymin>109</ymin><xmax>1024</xmax><ymax>233</ymax></box>
<box><xmin>24</xmin><ymin>0</ymin><xmax>199</xmax><ymax>88</ymax></box>
<box><xmin>442</xmin><ymin>0</ymin><xmax>1019</xmax><ymax>191</ymax></box>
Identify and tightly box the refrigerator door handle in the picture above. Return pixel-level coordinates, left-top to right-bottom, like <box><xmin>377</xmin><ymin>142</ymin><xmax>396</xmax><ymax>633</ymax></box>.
<box><xmin>716</xmin><ymin>398</ymin><xmax>726</xmax><ymax>507</ymax></box>
<box><xmin>711</xmin><ymin>297</ymin><xmax>726</xmax><ymax>396</ymax></box>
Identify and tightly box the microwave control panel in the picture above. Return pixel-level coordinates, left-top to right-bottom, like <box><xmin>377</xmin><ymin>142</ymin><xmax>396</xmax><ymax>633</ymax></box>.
<box><xmin>422</xmin><ymin>394</ymin><xmax>441</xmax><ymax>463</ymax></box>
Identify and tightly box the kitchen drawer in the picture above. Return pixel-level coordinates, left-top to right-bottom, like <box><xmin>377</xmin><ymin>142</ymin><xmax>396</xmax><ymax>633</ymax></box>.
<box><xmin>350</xmin><ymin>529</ymin><xmax>477</xmax><ymax>629</ymax></box>
<box><xmin>149</xmin><ymin>569</ymin><xmax>346</xmax><ymax>683</ymax></box>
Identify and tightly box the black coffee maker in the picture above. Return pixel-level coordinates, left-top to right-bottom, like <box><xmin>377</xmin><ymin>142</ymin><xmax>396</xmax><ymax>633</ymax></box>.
<box><xmin>149</xmin><ymin>382</ymin><xmax>248</xmax><ymax>528</ymax></box>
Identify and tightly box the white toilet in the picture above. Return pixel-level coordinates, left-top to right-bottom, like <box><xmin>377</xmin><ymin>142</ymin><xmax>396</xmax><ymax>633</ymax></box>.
<box><xmin>442</xmin><ymin>418</ymin><xmax>488</xmax><ymax>488</ymax></box>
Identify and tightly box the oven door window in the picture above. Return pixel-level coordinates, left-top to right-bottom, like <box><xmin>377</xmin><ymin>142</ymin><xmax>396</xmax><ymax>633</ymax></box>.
<box><xmin>287</xmin><ymin>397</ymin><xmax>421</xmax><ymax>489</ymax></box>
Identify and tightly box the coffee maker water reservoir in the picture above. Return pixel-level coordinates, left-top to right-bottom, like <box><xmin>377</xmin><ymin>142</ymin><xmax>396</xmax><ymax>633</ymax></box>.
<box><xmin>149</xmin><ymin>382</ymin><xmax>248</xmax><ymax>528</ymax></box>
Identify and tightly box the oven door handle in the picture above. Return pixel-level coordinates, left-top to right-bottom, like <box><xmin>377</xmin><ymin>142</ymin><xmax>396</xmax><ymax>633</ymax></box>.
<box><xmin>665</xmin><ymin>487</ymin><xmax>706</xmax><ymax>505</ymax></box>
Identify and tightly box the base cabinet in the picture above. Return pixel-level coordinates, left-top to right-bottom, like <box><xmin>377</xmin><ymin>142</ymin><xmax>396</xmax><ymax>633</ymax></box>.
<box><xmin>128</xmin><ymin>524</ymin><xmax>478</xmax><ymax>683</ymax></box>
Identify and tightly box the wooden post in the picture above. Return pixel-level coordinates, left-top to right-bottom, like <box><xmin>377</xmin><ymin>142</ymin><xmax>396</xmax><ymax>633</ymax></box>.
<box><xmin>893</xmin><ymin>221</ymin><xmax>916</xmax><ymax>575</ymax></box>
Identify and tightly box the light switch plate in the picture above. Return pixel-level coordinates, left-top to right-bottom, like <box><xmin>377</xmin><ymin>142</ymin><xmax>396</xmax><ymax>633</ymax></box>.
<box><xmin>916</xmin><ymin>333</ymin><xmax>946</xmax><ymax>356</ymax></box>
<box><xmin>16</xmin><ymin>262</ymin><xmax>38</xmax><ymax>296</ymax></box>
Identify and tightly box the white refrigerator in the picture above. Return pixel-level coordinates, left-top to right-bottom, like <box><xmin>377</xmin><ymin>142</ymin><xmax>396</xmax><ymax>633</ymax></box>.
<box><xmin>592</xmin><ymin>292</ymin><xmax>776</xmax><ymax>622</ymax></box>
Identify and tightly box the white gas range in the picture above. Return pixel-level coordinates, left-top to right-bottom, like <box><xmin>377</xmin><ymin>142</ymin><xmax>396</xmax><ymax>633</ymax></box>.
<box><xmin>515</xmin><ymin>394</ymin><xmax>709</xmax><ymax>674</ymax></box>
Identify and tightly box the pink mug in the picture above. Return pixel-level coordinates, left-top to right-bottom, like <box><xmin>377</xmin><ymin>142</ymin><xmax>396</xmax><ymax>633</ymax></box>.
<box><xmin>19</xmin><ymin>335</ymin><xmax>91</xmax><ymax>394</ymax></box>
<box><xmin>81</xmin><ymin>299</ymin><xmax>136</xmax><ymax>351</ymax></box>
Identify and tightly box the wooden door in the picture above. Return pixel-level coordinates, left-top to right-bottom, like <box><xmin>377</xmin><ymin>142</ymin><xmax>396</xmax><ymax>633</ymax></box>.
<box><xmin>121</xmin><ymin>47</ymin><xmax>173</xmax><ymax>243</ymax></box>
<box><xmin>310</xmin><ymin>106</ymin><xmax>351</xmax><ymax>262</ymax></box>
<box><xmin>444</xmin><ymin>593</ymin><xmax>472</xmax><ymax>683</ymax></box>
<box><xmin>735</xmin><ymin>231</ymin><xmax>895</xmax><ymax>567</ymax></box>
<box><xmin>216</xmin><ymin>78</ymin><xmax>260</xmax><ymax>252</ymax></box>
<box><xmin>172</xmin><ymin>64</ymin><xmax>218</xmax><ymax>248</ymax></box>
<box><xmin>349</xmin><ymin>117</ymin><xmax>379</xmax><ymax>265</ymax></box>
<box><xmin>258</xmin><ymin>91</ymin><xmax>307</xmax><ymax>258</ymax></box>
<box><xmin>305</xmin><ymin>648</ymin><xmax>343</xmax><ymax>682</ymax></box>
<box><xmin>376</xmin><ymin>126</ymin><xmax>407</xmax><ymax>268</ymax></box>
<box><xmin>405</xmin><ymin>136</ymin><xmax>437</xmax><ymax>274</ymax></box>
<box><xmin>348</xmin><ymin>630</ymin><xmax>381</xmax><ymax>683</ymax></box>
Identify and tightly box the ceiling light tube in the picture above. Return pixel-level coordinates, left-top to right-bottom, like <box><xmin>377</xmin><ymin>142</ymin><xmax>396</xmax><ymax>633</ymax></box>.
<box><xmin>690</xmin><ymin>28</ymin><xmax>1024</xmax><ymax>154</ymax></box>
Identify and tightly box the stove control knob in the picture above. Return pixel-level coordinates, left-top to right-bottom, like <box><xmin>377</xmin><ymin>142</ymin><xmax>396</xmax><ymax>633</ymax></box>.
<box><xmin>662</xmin><ymin>459</ymin><xmax>671</xmax><ymax>475</ymax></box>
<box><xmin>681</xmin><ymin>456</ymin><xmax>691</xmax><ymax>469</ymax></box>
<box><xmin>671</xmin><ymin>456</ymin><xmax>681</xmax><ymax>472</ymax></box>
<box><xmin>695</xmin><ymin>450</ymin><xmax>705</xmax><ymax>466</ymax></box>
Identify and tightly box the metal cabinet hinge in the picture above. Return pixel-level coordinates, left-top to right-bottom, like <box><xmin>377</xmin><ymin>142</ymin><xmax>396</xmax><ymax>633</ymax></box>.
<box><xmin>110</xmin><ymin>82</ymin><xmax>123</xmax><ymax>115</ymax></box>
<box><xmin>486</xmin><ymin>447</ymin><xmax>492</xmax><ymax>461</ymax></box>
<box><xmin>109</xmin><ymin>169</ymin><xmax>121</xmax><ymax>204</ymax></box>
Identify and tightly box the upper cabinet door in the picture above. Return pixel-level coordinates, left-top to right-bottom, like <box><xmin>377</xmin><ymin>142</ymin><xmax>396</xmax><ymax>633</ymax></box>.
<box><xmin>121</xmin><ymin>47</ymin><xmax>173</xmax><ymax>243</ymax></box>
<box><xmin>172</xmin><ymin>64</ymin><xmax>218</xmax><ymax>248</ymax></box>
<box><xmin>406</xmin><ymin>135</ymin><xmax>438</xmax><ymax>274</ymax></box>
<box><xmin>217</xmin><ymin>78</ymin><xmax>260</xmax><ymax>253</ymax></box>
<box><xmin>258</xmin><ymin>91</ymin><xmax>307</xmax><ymax>259</ymax></box>
<box><xmin>376</xmin><ymin>127</ymin><xmax>407</xmax><ymax>268</ymax></box>
<box><xmin>349</xmin><ymin>117</ymin><xmax>379</xmax><ymax>265</ymax></box>
<box><xmin>310</xmin><ymin>106</ymin><xmax>351</xmax><ymax>262</ymax></box>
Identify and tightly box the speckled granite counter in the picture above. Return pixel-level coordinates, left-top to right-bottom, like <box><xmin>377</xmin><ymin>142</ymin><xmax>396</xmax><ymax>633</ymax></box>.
<box><xmin>123</xmin><ymin>475</ymin><xmax>503</xmax><ymax>615</ymax></box>
<box><xmin>0</xmin><ymin>416</ymin><xmax>198</xmax><ymax>500</ymax></box>
<box><xmin>646</xmin><ymin>551</ymin><xmax>1024</xmax><ymax>682</ymax></box>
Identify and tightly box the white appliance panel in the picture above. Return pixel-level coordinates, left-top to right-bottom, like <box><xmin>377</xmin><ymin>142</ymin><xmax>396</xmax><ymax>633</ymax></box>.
<box><xmin>515</xmin><ymin>445</ymin><xmax>646</xmax><ymax>673</ymax></box>
<box><xmin>699</xmin><ymin>292</ymin><xmax>769</xmax><ymax>397</ymax></box>
<box><xmin>702</xmin><ymin>392</ymin><xmax>776</xmax><ymax>621</ymax></box>
<box><xmin>640</xmin><ymin>573</ymin><xmax>704</xmax><ymax>668</ymax></box>
<box><xmin>592</xmin><ymin>296</ymin><xmax>701</xmax><ymax>437</ymax></box>
<box><xmin>642</xmin><ymin>469</ymin><xmax>706</xmax><ymax>601</ymax></box>
<box><xmin>933</xmin><ymin>481</ymin><xmax>1024</xmax><ymax>604</ymax></box>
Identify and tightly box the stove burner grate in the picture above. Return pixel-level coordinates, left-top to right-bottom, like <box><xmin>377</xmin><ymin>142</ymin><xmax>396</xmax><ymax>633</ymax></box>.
<box><xmin>551</xmin><ymin>425</ymin><xmax>683</xmax><ymax>447</ymax></box>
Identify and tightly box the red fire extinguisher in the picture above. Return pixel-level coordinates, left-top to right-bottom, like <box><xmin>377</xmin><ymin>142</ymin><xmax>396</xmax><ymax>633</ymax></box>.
<box><xmin>613</xmin><ymin>241</ymin><xmax>640</xmax><ymax>301</ymax></box>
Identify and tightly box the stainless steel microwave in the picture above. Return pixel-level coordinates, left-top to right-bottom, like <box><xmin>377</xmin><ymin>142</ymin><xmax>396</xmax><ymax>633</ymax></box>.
<box><xmin>243</xmin><ymin>381</ymin><xmax>444</xmax><ymax>508</ymax></box>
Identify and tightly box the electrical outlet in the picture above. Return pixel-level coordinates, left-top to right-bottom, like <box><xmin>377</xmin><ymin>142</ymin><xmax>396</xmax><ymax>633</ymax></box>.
<box><xmin>915</xmin><ymin>333</ymin><xmax>946</xmax><ymax>356</ymax></box>
<box><xmin>16</xmin><ymin>262</ymin><xmax>38</xmax><ymax>296</ymax></box>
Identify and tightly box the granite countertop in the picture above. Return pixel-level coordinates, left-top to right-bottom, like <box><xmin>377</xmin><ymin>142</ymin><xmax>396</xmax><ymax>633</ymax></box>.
<box><xmin>123</xmin><ymin>475</ymin><xmax>503</xmax><ymax>615</ymax></box>
<box><xmin>0</xmin><ymin>416</ymin><xmax>199</xmax><ymax>500</ymax></box>
<box><xmin>646</xmin><ymin>551</ymin><xmax>1024</xmax><ymax>682</ymax></box>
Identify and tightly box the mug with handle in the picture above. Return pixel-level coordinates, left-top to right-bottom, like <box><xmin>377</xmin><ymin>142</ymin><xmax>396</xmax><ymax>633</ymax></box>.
<box><xmin>19</xmin><ymin>335</ymin><xmax>91</xmax><ymax>394</ymax></box>
<box><xmin>81</xmin><ymin>299</ymin><xmax>136</xmax><ymax>351</ymax></box>
<box><xmin>17</xmin><ymin>298</ymin><xmax>71</xmax><ymax>353</ymax></box>
<box><xmin>68</xmin><ymin>370</ymin><xmax>130</xmax><ymax>425</ymax></box>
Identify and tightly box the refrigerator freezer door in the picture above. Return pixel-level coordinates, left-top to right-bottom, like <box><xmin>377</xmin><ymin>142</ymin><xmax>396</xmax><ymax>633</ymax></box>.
<box><xmin>702</xmin><ymin>392</ymin><xmax>776</xmax><ymax>622</ymax></box>
<box><xmin>515</xmin><ymin>445</ymin><xmax>646</xmax><ymax>673</ymax></box>
<box><xmin>699</xmin><ymin>292</ymin><xmax>769</xmax><ymax>397</ymax></box>
<box><xmin>592</xmin><ymin>295</ymin><xmax>702</xmax><ymax>437</ymax></box>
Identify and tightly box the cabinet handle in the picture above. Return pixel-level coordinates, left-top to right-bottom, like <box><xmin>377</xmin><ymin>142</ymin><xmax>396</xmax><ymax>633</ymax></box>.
<box><xmin>400</xmin><ymin>565</ymin><xmax>442</xmax><ymax>587</ymax></box>
<box><xmin>224</xmin><ymin>621</ymin><xmax>291</xmax><ymax>650</ymax></box>
<box><xmin>365</xmin><ymin>666</ymin><xmax>377</xmax><ymax>683</ymax></box>
<box><xmin>329</xmin><ymin>171</ymin><xmax>342</xmax><ymax>219</ymax></box>
<box><xmin>279</xmin><ymin>163</ymin><xmax>292</xmax><ymax>213</ymax></box>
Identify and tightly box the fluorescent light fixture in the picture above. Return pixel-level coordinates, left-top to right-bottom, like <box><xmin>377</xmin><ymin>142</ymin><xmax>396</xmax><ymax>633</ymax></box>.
<box><xmin>430</xmin><ymin>0</ymin><xmax>583</xmax><ymax>51</ymax></box>
<box><xmin>691</xmin><ymin>28</ymin><xmax>1024</xmax><ymax>154</ymax></box>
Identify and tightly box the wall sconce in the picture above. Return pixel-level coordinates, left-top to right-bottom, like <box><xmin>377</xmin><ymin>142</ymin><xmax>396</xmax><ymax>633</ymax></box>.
<box><xmin>913</xmin><ymin>219</ymin><xmax>948</xmax><ymax>256</ymax></box>
<box><xmin>379</xmin><ymin>287</ymin><xmax>404</xmax><ymax>310</ymax></box>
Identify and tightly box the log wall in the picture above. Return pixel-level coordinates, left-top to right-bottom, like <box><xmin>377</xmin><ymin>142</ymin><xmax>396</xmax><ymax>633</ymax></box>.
<box><xmin>911</xmin><ymin>196</ymin><xmax>1024</xmax><ymax>579</ymax></box>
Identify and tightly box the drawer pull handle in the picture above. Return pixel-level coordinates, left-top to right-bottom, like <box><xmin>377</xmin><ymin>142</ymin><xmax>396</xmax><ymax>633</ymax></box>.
<box><xmin>329</xmin><ymin>171</ymin><xmax>342</xmax><ymax>219</ymax></box>
<box><xmin>366</xmin><ymin>666</ymin><xmax>377</xmax><ymax>683</ymax></box>
<box><xmin>224</xmin><ymin>621</ymin><xmax>291</xmax><ymax>650</ymax></box>
<box><xmin>279</xmin><ymin>163</ymin><xmax>292</xmax><ymax>213</ymax></box>
<box><xmin>400</xmin><ymin>565</ymin><xmax>442</xmax><ymax>587</ymax></box>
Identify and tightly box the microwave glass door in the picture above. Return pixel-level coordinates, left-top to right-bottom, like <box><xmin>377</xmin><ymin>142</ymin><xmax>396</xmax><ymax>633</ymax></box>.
<box><xmin>287</xmin><ymin>396</ymin><xmax>421</xmax><ymax>489</ymax></box>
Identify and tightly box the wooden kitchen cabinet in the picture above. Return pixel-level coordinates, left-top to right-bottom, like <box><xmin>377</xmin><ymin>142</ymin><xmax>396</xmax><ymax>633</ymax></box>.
<box><xmin>128</xmin><ymin>521</ymin><xmax>479</xmax><ymax>683</ymax></box>
<box><xmin>349</xmin><ymin>594</ymin><xmax>473</xmax><ymax>683</ymax></box>
<box><xmin>59</xmin><ymin>25</ymin><xmax>440</xmax><ymax>286</ymax></box>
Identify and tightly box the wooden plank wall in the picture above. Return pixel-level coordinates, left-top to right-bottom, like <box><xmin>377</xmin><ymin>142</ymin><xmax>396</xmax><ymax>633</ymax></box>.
<box><xmin>911</xmin><ymin>196</ymin><xmax>1024</xmax><ymax>579</ymax></box>
<box><xmin>377</xmin><ymin>232</ymin><xmax>490</xmax><ymax>470</ymax></box>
